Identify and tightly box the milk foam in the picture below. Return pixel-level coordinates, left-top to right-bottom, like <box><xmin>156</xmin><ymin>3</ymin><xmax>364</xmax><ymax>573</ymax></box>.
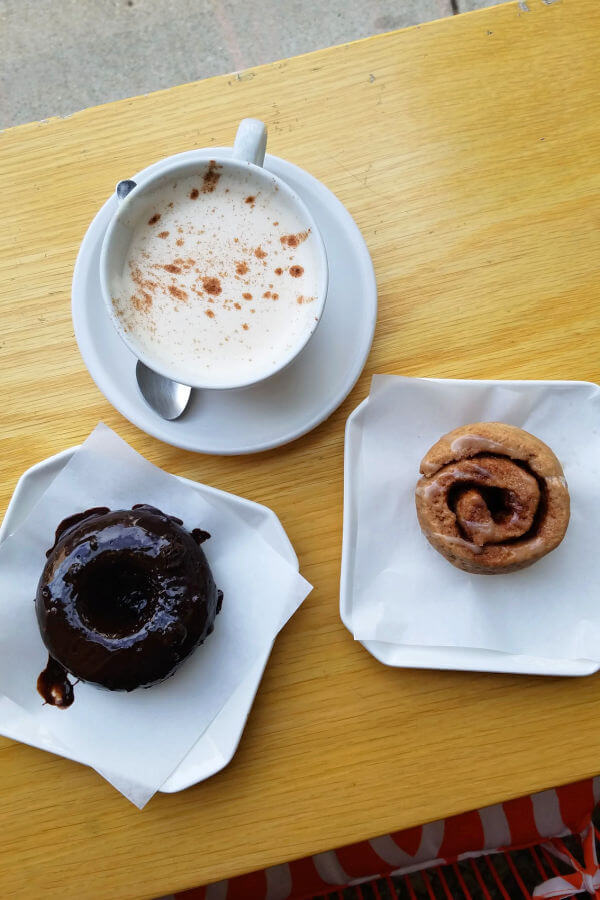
<box><xmin>111</xmin><ymin>162</ymin><xmax>322</xmax><ymax>387</ymax></box>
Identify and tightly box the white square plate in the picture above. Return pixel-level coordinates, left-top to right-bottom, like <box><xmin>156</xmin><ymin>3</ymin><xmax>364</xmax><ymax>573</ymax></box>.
<box><xmin>340</xmin><ymin>380</ymin><xmax>599</xmax><ymax>677</ymax></box>
<box><xmin>0</xmin><ymin>448</ymin><xmax>298</xmax><ymax>791</ymax></box>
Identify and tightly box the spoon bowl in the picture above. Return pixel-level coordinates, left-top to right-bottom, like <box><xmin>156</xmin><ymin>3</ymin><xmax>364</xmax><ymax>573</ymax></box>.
<box><xmin>135</xmin><ymin>360</ymin><xmax>191</xmax><ymax>420</ymax></box>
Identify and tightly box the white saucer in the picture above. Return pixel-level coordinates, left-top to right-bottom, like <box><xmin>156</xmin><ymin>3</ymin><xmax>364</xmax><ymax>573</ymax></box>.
<box><xmin>0</xmin><ymin>449</ymin><xmax>298</xmax><ymax>792</ymax></box>
<box><xmin>341</xmin><ymin>391</ymin><xmax>599</xmax><ymax>678</ymax></box>
<box><xmin>72</xmin><ymin>150</ymin><xmax>376</xmax><ymax>454</ymax></box>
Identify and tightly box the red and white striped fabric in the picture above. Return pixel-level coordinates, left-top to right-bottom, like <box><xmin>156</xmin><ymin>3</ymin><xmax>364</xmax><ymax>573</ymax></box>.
<box><xmin>533</xmin><ymin>825</ymin><xmax>600</xmax><ymax>898</ymax></box>
<box><xmin>165</xmin><ymin>777</ymin><xmax>600</xmax><ymax>900</ymax></box>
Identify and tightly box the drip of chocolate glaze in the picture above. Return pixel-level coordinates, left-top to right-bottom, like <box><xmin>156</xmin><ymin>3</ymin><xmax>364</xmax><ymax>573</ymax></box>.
<box><xmin>37</xmin><ymin>655</ymin><xmax>74</xmax><ymax>708</ymax></box>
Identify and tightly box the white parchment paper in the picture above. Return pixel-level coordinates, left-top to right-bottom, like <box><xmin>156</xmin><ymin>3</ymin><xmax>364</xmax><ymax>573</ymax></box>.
<box><xmin>349</xmin><ymin>376</ymin><xmax>600</xmax><ymax>660</ymax></box>
<box><xmin>0</xmin><ymin>424</ymin><xmax>312</xmax><ymax>807</ymax></box>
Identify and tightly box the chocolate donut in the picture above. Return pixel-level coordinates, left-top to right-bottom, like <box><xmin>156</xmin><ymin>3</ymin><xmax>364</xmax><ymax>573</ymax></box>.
<box><xmin>36</xmin><ymin>505</ymin><xmax>222</xmax><ymax>696</ymax></box>
<box><xmin>415</xmin><ymin>423</ymin><xmax>570</xmax><ymax>574</ymax></box>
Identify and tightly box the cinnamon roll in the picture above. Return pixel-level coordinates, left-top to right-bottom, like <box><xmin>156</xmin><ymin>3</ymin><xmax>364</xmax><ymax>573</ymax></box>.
<box><xmin>415</xmin><ymin>423</ymin><xmax>570</xmax><ymax>574</ymax></box>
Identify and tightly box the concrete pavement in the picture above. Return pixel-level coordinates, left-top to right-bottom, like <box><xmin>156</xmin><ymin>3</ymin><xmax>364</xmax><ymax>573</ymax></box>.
<box><xmin>0</xmin><ymin>0</ymin><xmax>504</xmax><ymax>127</ymax></box>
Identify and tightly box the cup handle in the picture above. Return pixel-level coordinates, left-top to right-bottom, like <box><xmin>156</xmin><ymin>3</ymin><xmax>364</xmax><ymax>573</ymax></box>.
<box><xmin>232</xmin><ymin>119</ymin><xmax>267</xmax><ymax>167</ymax></box>
<box><xmin>116</xmin><ymin>179</ymin><xmax>137</xmax><ymax>203</ymax></box>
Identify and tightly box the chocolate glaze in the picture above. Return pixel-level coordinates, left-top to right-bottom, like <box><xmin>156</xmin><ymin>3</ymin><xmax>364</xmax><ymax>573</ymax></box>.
<box><xmin>46</xmin><ymin>507</ymin><xmax>110</xmax><ymax>557</ymax></box>
<box><xmin>36</xmin><ymin>505</ymin><xmax>221</xmax><ymax>694</ymax></box>
<box><xmin>37</xmin><ymin>655</ymin><xmax>74</xmax><ymax>708</ymax></box>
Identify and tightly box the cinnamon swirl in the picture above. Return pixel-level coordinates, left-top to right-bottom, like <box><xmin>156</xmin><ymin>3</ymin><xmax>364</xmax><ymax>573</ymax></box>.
<box><xmin>415</xmin><ymin>423</ymin><xmax>570</xmax><ymax>574</ymax></box>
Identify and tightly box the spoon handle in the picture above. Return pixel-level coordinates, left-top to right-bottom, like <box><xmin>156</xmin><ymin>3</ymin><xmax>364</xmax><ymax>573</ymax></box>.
<box><xmin>116</xmin><ymin>179</ymin><xmax>137</xmax><ymax>202</ymax></box>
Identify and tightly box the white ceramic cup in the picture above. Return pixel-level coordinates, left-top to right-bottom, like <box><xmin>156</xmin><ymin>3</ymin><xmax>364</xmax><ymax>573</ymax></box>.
<box><xmin>99</xmin><ymin>119</ymin><xmax>328</xmax><ymax>390</ymax></box>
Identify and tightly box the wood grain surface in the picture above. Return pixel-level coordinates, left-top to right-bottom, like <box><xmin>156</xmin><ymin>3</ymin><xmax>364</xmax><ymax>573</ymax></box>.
<box><xmin>1</xmin><ymin>0</ymin><xmax>599</xmax><ymax>897</ymax></box>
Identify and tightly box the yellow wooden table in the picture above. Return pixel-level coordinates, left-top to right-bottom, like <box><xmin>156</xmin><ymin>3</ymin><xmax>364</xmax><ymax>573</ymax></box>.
<box><xmin>1</xmin><ymin>0</ymin><xmax>599</xmax><ymax>896</ymax></box>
